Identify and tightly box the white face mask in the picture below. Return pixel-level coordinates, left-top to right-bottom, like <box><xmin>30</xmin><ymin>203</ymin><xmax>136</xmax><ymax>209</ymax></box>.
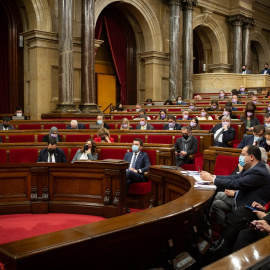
<box><xmin>17</xmin><ymin>113</ymin><xmax>22</xmax><ymax>117</ymax></box>
<box><xmin>267</xmin><ymin>140</ymin><xmax>270</xmax><ymax>146</ymax></box>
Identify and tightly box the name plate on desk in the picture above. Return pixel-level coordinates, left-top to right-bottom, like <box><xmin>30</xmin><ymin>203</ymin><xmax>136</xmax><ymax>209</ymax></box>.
<box><xmin>101</xmin><ymin>159</ymin><xmax>125</xmax><ymax>163</ymax></box>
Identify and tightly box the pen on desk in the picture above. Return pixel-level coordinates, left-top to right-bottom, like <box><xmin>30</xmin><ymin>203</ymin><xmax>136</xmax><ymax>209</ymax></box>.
<box><xmin>198</xmin><ymin>166</ymin><xmax>201</xmax><ymax>172</ymax></box>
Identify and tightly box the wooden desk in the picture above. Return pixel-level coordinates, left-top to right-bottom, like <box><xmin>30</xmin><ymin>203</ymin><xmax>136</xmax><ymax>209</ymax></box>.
<box><xmin>0</xmin><ymin>165</ymin><xmax>214</xmax><ymax>270</ymax></box>
<box><xmin>0</xmin><ymin>162</ymin><xmax>129</xmax><ymax>218</ymax></box>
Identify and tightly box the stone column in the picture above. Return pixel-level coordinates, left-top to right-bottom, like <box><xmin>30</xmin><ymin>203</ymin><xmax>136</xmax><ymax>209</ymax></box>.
<box><xmin>79</xmin><ymin>0</ymin><xmax>99</xmax><ymax>113</ymax></box>
<box><xmin>229</xmin><ymin>15</ymin><xmax>244</xmax><ymax>74</ymax></box>
<box><xmin>166</xmin><ymin>0</ymin><xmax>181</xmax><ymax>100</ymax></box>
<box><xmin>182</xmin><ymin>0</ymin><xmax>197</xmax><ymax>99</ymax></box>
<box><xmin>53</xmin><ymin>0</ymin><xmax>79</xmax><ymax>113</ymax></box>
<box><xmin>242</xmin><ymin>18</ymin><xmax>254</xmax><ymax>70</ymax></box>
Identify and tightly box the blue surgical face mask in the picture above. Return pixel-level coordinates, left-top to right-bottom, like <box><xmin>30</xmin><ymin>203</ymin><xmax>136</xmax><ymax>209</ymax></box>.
<box><xmin>132</xmin><ymin>145</ymin><xmax>139</xmax><ymax>152</ymax></box>
<box><xmin>97</xmin><ymin>120</ymin><xmax>103</xmax><ymax>125</ymax></box>
<box><xmin>178</xmin><ymin>100</ymin><xmax>182</xmax><ymax>104</ymax></box>
<box><xmin>239</xmin><ymin>155</ymin><xmax>246</xmax><ymax>167</ymax></box>
<box><xmin>254</xmin><ymin>136</ymin><xmax>263</xmax><ymax>142</ymax></box>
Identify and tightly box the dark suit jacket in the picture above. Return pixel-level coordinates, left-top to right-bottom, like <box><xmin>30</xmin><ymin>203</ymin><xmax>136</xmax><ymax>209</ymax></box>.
<box><xmin>211</xmin><ymin>124</ymin><xmax>236</xmax><ymax>147</ymax></box>
<box><xmin>218</xmin><ymin>114</ymin><xmax>238</xmax><ymax>120</ymax></box>
<box><xmin>215</xmin><ymin>162</ymin><xmax>270</xmax><ymax>207</ymax></box>
<box><xmin>124</xmin><ymin>151</ymin><xmax>151</xmax><ymax>180</ymax></box>
<box><xmin>0</xmin><ymin>124</ymin><xmax>15</xmax><ymax>130</ymax></box>
<box><xmin>261</xmin><ymin>69</ymin><xmax>270</xmax><ymax>75</ymax></box>
<box><xmin>232</xmin><ymin>107</ymin><xmax>238</xmax><ymax>111</ymax></box>
<box><xmin>241</xmin><ymin>70</ymin><xmax>252</xmax><ymax>74</ymax></box>
<box><xmin>66</xmin><ymin>123</ymin><xmax>86</xmax><ymax>129</ymax></box>
<box><xmin>240</xmin><ymin>116</ymin><xmax>261</xmax><ymax>131</ymax></box>
<box><xmin>174</xmin><ymin>135</ymin><xmax>198</xmax><ymax>156</ymax></box>
<box><xmin>37</xmin><ymin>148</ymin><xmax>67</xmax><ymax>163</ymax></box>
<box><xmin>237</xmin><ymin>134</ymin><xmax>266</xmax><ymax>149</ymax></box>
<box><xmin>136</xmin><ymin>124</ymin><xmax>155</xmax><ymax>130</ymax></box>
<box><xmin>42</xmin><ymin>134</ymin><xmax>62</xmax><ymax>143</ymax></box>
<box><xmin>163</xmin><ymin>123</ymin><xmax>182</xmax><ymax>130</ymax></box>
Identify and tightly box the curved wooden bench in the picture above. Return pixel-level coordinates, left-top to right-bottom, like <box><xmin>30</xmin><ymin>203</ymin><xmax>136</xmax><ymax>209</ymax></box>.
<box><xmin>0</xmin><ymin>165</ymin><xmax>214</xmax><ymax>270</ymax></box>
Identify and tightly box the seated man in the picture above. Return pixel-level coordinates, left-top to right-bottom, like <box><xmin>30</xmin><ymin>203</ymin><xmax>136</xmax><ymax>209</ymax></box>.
<box><xmin>200</xmin><ymin>145</ymin><xmax>270</xmax><ymax>254</ymax></box>
<box><xmin>177</xmin><ymin>109</ymin><xmax>192</xmax><ymax>120</ymax></box>
<box><xmin>237</xmin><ymin>125</ymin><xmax>266</xmax><ymax>148</ymax></box>
<box><xmin>136</xmin><ymin>115</ymin><xmax>154</xmax><ymax>130</ymax></box>
<box><xmin>135</xmin><ymin>103</ymin><xmax>141</xmax><ymax>112</ymax></box>
<box><xmin>237</xmin><ymin>85</ymin><xmax>247</xmax><ymax>94</ymax></box>
<box><xmin>231</xmin><ymin>95</ymin><xmax>242</xmax><ymax>105</ymax></box>
<box><xmin>211</xmin><ymin>116</ymin><xmax>236</xmax><ymax>147</ymax></box>
<box><xmin>174</xmin><ymin>126</ymin><xmax>198</xmax><ymax>166</ymax></box>
<box><xmin>124</xmin><ymin>138</ymin><xmax>151</xmax><ymax>211</ymax></box>
<box><xmin>133</xmin><ymin>109</ymin><xmax>151</xmax><ymax>120</ymax></box>
<box><xmin>251</xmin><ymin>95</ymin><xmax>261</xmax><ymax>104</ymax></box>
<box><xmin>0</xmin><ymin>116</ymin><xmax>15</xmax><ymax>130</ymax></box>
<box><xmin>66</xmin><ymin>120</ymin><xmax>86</xmax><ymax>129</ymax></box>
<box><xmin>37</xmin><ymin>138</ymin><xmax>67</xmax><ymax>163</ymax></box>
<box><xmin>13</xmin><ymin>107</ymin><xmax>27</xmax><ymax>120</ymax></box>
<box><xmin>163</xmin><ymin>115</ymin><xmax>182</xmax><ymax>130</ymax></box>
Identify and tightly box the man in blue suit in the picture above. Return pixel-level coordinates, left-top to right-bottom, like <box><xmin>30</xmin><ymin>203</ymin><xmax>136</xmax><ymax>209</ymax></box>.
<box><xmin>124</xmin><ymin>138</ymin><xmax>151</xmax><ymax>212</ymax></box>
<box><xmin>237</xmin><ymin>125</ymin><xmax>266</xmax><ymax>149</ymax></box>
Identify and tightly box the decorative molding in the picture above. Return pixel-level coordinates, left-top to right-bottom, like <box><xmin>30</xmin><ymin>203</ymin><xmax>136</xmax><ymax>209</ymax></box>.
<box><xmin>202</xmin><ymin>9</ymin><xmax>213</xmax><ymax>25</ymax></box>
<box><xmin>166</xmin><ymin>0</ymin><xmax>181</xmax><ymax>6</ymax></box>
<box><xmin>104</xmin><ymin>189</ymin><xmax>111</xmax><ymax>205</ymax></box>
<box><xmin>112</xmin><ymin>190</ymin><xmax>120</xmax><ymax>206</ymax></box>
<box><xmin>181</xmin><ymin>0</ymin><xmax>198</xmax><ymax>10</ymax></box>
<box><xmin>42</xmin><ymin>187</ymin><xmax>49</xmax><ymax>200</ymax></box>
<box><xmin>30</xmin><ymin>186</ymin><xmax>38</xmax><ymax>201</ymax></box>
<box><xmin>228</xmin><ymin>15</ymin><xmax>254</xmax><ymax>27</ymax></box>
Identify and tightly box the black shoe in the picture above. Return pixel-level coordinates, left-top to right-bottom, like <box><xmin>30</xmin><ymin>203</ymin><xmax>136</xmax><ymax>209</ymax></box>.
<box><xmin>126</xmin><ymin>208</ymin><xmax>130</xmax><ymax>213</ymax></box>
<box><xmin>209</xmin><ymin>238</ymin><xmax>229</xmax><ymax>253</ymax></box>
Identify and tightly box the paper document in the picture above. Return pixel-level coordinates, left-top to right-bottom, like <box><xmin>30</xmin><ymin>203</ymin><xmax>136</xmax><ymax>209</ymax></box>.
<box><xmin>194</xmin><ymin>184</ymin><xmax>217</xmax><ymax>190</ymax></box>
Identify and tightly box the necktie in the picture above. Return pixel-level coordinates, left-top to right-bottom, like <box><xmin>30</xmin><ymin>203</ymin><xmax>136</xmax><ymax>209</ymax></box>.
<box><xmin>49</xmin><ymin>154</ymin><xmax>53</xmax><ymax>163</ymax></box>
<box><xmin>215</xmin><ymin>128</ymin><xmax>224</xmax><ymax>141</ymax></box>
<box><xmin>131</xmin><ymin>153</ymin><xmax>137</xmax><ymax>168</ymax></box>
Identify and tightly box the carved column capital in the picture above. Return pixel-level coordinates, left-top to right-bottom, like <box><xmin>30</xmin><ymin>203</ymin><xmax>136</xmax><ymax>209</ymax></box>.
<box><xmin>228</xmin><ymin>15</ymin><xmax>246</xmax><ymax>26</ymax></box>
<box><xmin>166</xmin><ymin>0</ymin><xmax>181</xmax><ymax>6</ymax></box>
<box><xmin>181</xmin><ymin>0</ymin><xmax>198</xmax><ymax>10</ymax></box>
<box><xmin>243</xmin><ymin>17</ymin><xmax>254</xmax><ymax>29</ymax></box>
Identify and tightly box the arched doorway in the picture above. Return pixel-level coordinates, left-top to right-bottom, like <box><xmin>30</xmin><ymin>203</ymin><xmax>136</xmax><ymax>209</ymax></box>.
<box><xmin>193</xmin><ymin>31</ymin><xmax>204</xmax><ymax>74</ymax></box>
<box><xmin>95</xmin><ymin>5</ymin><xmax>137</xmax><ymax>107</ymax></box>
<box><xmin>0</xmin><ymin>0</ymin><xmax>23</xmax><ymax>114</ymax></box>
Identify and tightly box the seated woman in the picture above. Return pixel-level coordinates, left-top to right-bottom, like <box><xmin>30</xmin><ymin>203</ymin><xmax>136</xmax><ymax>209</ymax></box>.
<box><xmin>208</xmin><ymin>100</ymin><xmax>221</xmax><ymax>112</ymax></box>
<box><xmin>240</xmin><ymin>108</ymin><xmax>260</xmax><ymax>131</ymax></box>
<box><xmin>197</xmin><ymin>108</ymin><xmax>213</xmax><ymax>120</ymax></box>
<box><xmin>94</xmin><ymin>128</ymin><xmax>114</xmax><ymax>143</ymax></box>
<box><xmin>120</xmin><ymin>118</ymin><xmax>134</xmax><ymax>130</ymax></box>
<box><xmin>189</xmin><ymin>118</ymin><xmax>200</xmax><ymax>130</ymax></box>
<box><xmin>71</xmin><ymin>139</ymin><xmax>98</xmax><ymax>163</ymax></box>
<box><xmin>42</xmin><ymin>126</ymin><xmax>62</xmax><ymax>143</ymax></box>
<box><xmin>216</xmin><ymin>106</ymin><xmax>238</xmax><ymax>120</ymax></box>
<box><xmin>146</xmin><ymin>98</ymin><xmax>153</xmax><ymax>105</ymax></box>
<box><xmin>164</xmin><ymin>99</ymin><xmax>173</xmax><ymax>105</ymax></box>
<box><xmin>189</xmin><ymin>100</ymin><xmax>200</xmax><ymax>111</ymax></box>
<box><xmin>265</xmin><ymin>89</ymin><xmax>270</xmax><ymax>98</ymax></box>
<box><xmin>114</xmin><ymin>102</ymin><xmax>125</xmax><ymax>112</ymax></box>
<box><xmin>156</xmin><ymin>109</ymin><xmax>167</xmax><ymax>120</ymax></box>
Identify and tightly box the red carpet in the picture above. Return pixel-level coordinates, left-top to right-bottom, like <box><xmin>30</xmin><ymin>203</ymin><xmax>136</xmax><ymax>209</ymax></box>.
<box><xmin>0</xmin><ymin>213</ymin><xmax>106</xmax><ymax>245</ymax></box>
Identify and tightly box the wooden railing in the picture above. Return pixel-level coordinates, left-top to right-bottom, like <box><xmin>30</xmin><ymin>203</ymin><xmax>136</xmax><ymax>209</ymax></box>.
<box><xmin>0</xmin><ymin>165</ymin><xmax>215</xmax><ymax>270</ymax></box>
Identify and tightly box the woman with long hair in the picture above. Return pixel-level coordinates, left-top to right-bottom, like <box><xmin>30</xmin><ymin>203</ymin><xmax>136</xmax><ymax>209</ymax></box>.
<box><xmin>241</xmin><ymin>107</ymin><xmax>260</xmax><ymax>131</ymax></box>
<box><xmin>120</xmin><ymin>118</ymin><xmax>133</xmax><ymax>130</ymax></box>
<box><xmin>156</xmin><ymin>109</ymin><xmax>168</xmax><ymax>120</ymax></box>
<box><xmin>189</xmin><ymin>118</ymin><xmax>200</xmax><ymax>130</ymax></box>
<box><xmin>71</xmin><ymin>139</ymin><xmax>98</xmax><ymax>163</ymax></box>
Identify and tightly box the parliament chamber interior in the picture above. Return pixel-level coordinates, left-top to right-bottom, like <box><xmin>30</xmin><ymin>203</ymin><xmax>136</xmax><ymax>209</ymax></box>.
<box><xmin>0</xmin><ymin>0</ymin><xmax>270</xmax><ymax>269</ymax></box>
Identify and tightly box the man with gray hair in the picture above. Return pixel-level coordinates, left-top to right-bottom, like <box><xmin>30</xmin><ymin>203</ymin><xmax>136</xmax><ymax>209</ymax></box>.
<box><xmin>210</xmin><ymin>116</ymin><xmax>236</xmax><ymax>147</ymax></box>
<box><xmin>66</xmin><ymin>120</ymin><xmax>86</xmax><ymax>129</ymax></box>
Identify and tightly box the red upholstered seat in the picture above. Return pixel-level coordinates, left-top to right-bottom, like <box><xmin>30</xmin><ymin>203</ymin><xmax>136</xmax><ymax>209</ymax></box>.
<box><xmin>120</xmin><ymin>134</ymin><xmax>145</xmax><ymax>143</ymax></box>
<box><xmin>110</xmin><ymin>134</ymin><xmax>118</xmax><ymax>142</ymax></box>
<box><xmin>149</xmin><ymin>108</ymin><xmax>162</xmax><ymax>112</ymax></box>
<box><xmin>61</xmin><ymin>148</ymin><xmax>69</xmax><ymax>161</ymax></box>
<box><xmin>108</xmin><ymin>123</ymin><xmax>116</xmax><ymax>129</ymax></box>
<box><xmin>9</xmin><ymin>148</ymin><xmax>38</xmax><ymax>163</ymax></box>
<box><xmin>0</xmin><ymin>136</ymin><xmax>6</xmax><ymax>143</ymax></box>
<box><xmin>112</xmin><ymin>115</ymin><xmax>133</xmax><ymax>120</ymax></box>
<box><xmin>0</xmin><ymin>149</ymin><xmax>7</xmax><ymax>163</ymax></box>
<box><xmin>230</xmin><ymin>124</ymin><xmax>239</xmax><ymax>140</ymax></box>
<box><xmin>147</xmin><ymin>135</ymin><xmax>173</xmax><ymax>144</ymax></box>
<box><xmin>232</xmin><ymin>139</ymin><xmax>241</xmax><ymax>148</ymax></box>
<box><xmin>70</xmin><ymin>148</ymin><xmax>80</xmax><ymax>161</ymax></box>
<box><xmin>129</xmin><ymin>181</ymin><xmax>152</xmax><ymax>194</ymax></box>
<box><xmin>9</xmin><ymin>135</ymin><xmax>35</xmax><ymax>143</ymax></box>
<box><xmin>98</xmin><ymin>148</ymin><xmax>128</xmax><ymax>160</ymax></box>
<box><xmin>214</xmin><ymin>155</ymin><xmax>239</xmax><ymax>175</ymax></box>
<box><xmin>44</xmin><ymin>124</ymin><xmax>66</xmax><ymax>129</ymax></box>
<box><xmin>256</xmin><ymin>114</ymin><xmax>264</xmax><ymax>124</ymax></box>
<box><xmin>66</xmin><ymin>134</ymin><xmax>91</xmax><ymax>142</ymax></box>
<box><xmin>130</xmin><ymin>124</ymin><xmax>137</xmax><ymax>129</ymax></box>
<box><xmin>181</xmin><ymin>164</ymin><xmax>196</xmax><ymax>170</ymax></box>
<box><xmin>200</xmin><ymin>124</ymin><xmax>214</xmax><ymax>130</ymax></box>
<box><xmin>18</xmin><ymin>124</ymin><xmax>41</xmax><ymax>130</ymax></box>
<box><xmin>151</xmin><ymin>123</ymin><xmax>164</xmax><ymax>130</ymax></box>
